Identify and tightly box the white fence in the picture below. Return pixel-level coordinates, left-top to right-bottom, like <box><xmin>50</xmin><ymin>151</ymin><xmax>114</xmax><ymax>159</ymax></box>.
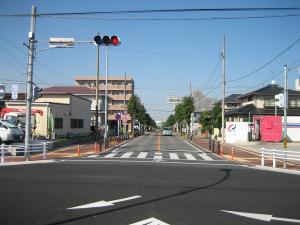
<box><xmin>261</xmin><ymin>148</ymin><xmax>300</xmax><ymax>169</ymax></box>
<box><xmin>1</xmin><ymin>143</ymin><xmax>47</xmax><ymax>163</ymax></box>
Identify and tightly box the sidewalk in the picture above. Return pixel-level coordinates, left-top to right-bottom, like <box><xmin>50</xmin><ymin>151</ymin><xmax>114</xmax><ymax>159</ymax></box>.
<box><xmin>191</xmin><ymin>136</ymin><xmax>300</xmax><ymax>171</ymax></box>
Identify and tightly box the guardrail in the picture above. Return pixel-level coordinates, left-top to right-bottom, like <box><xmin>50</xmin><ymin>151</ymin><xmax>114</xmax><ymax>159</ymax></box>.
<box><xmin>1</xmin><ymin>143</ymin><xmax>47</xmax><ymax>163</ymax></box>
<box><xmin>261</xmin><ymin>148</ymin><xmax>300</xmax><ymax>169</ymax></box>
<box><xmin>1</xmin><ymin>134</ymin><xmax>132</xmax><ymax>164</ymax></box>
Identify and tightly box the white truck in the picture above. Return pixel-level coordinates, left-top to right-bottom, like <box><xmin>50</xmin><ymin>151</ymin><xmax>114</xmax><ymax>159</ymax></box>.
<box><xmin>0</xmin><ymin>119</ymin><xmax>24</xmax><ymax>143</ymax></box>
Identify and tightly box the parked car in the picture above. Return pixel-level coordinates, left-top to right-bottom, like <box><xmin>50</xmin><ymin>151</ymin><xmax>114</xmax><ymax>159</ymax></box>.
<box><xmin>162</xmin><ymin>127</ymin><xmax>172</xmax><ymax>136</ymax></box>
<box><xmin>0</xmin><ymin>120</ymin><xmax>24</xmax><ymax>143</ymax></box>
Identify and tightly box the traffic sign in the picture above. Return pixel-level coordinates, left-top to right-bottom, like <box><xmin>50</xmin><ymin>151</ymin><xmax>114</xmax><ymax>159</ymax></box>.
<box><xmin>115</xmin><ymin>113</ymin><xmax>121</xmax><ymax>120</ymax></box>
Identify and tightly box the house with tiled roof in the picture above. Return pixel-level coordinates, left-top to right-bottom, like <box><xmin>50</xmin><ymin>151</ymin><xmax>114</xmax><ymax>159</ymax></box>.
<box><xmin>225</xmin><ymin>84</ymin><xmax>300</xmax><ymax>122</ymax></box>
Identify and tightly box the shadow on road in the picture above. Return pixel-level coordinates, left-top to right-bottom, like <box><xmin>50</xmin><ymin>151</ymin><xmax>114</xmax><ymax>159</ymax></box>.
<box><xmin>47</xmin><ymin>169</ymin><xmax>232</xmax><ymax>225</ymax></box>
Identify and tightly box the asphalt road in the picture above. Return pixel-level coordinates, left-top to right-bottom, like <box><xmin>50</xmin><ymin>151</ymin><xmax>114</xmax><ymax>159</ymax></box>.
<box><xmin>0</xmin><ymin>133</ymin><xmax>299</xmax><ymax>225</ymax></box>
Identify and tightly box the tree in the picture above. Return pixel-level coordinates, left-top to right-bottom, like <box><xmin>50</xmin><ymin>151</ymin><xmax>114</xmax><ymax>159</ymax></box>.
<box><xmin>127</xmin><ymin>94</ymin><xmax>156</xmax><ymax>131</ymax></box>
<box><xmin>199</xmin><ymin>102</ymin><xmax>222</xmax><ymax>135</ymax></box>
<box><xmin>175</xmin><ymin>96</ymin><xmax>195</xmax><ymax>130</ymax></box>
<box><xmin>164</xmin><ymin>114</ymin><xmax>176</xmax><ymax>128</ymax></box>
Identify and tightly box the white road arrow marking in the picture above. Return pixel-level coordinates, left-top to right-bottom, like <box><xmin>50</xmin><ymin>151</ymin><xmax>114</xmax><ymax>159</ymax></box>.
<box><xmin>222</xmin><ymin>210</ymin><xmax>300</xmax><ymax>223</ymax></box>
<box><xmin>68</xmin><ymin>195</ymin><xmax>141</xmax><ymax>210</ymax></box>
<box><xmin>129</xmin><ymin>217</ymin><xmax>170</xmax><ymax>225</ymax></box>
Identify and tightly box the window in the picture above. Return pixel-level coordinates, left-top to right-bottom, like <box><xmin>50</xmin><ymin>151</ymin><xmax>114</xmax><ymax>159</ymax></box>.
<box><xmin>264</xmin><ymin>97</ymin><xmax>275</xmax><ymax>107</ymax></box>
<box><xmin>289</xmin><ymin>98</ymin><xmax>300</xmax><ymax>108</ymax></box>
<box><xmin>54</xmin><ymin>118</ymin><xmax>63</xmax><ymax>129</ymax></box>
<box><xmin>71</xmin><ymin>119</ymin><xmax>77</xmax><ymax>128</ymax></box>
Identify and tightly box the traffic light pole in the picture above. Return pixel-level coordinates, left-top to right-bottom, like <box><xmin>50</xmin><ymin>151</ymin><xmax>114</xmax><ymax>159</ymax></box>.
<box><xmin>95</xmin><ymin>43</ymin><xmax>100</xmax><ymax>141</ymax></box>
<box><xmin>24</xmin><ymin>5</ymin><xmax>36</xmax><ymax>161</ymax></box>
<box><xmin>104</xmin><ymin>47</ymin><xmax>109</xmax><ymax>139</ymax></box>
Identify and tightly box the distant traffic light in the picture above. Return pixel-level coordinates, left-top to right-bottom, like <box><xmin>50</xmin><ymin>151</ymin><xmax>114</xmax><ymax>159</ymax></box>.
<box><xmin>94</xmin><ymin>35</ymin><xmax>121</xmax><ymax>46</ymax></box>
<box><xmin>32</xmin><ymin>85</ymin><xmax>42</xmax><ymax>100</ymax></box>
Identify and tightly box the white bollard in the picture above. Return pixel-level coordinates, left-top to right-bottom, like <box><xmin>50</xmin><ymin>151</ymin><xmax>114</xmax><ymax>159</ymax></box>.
<box><xmin>261</xmin><ymin>148</ymin><xmax>265</xmax><ymax>166</ymax></box>
<box><xmin>272</xmin><ymin>149</ymin><xmax>276</xmax><ymax>168</ymax></box>
<box><xmin>1</xmin><ymin>144</ymin><xmax>4</xmax><ymax>163</ymax></box>
<box><xmin>43</xmin><ymin>143</ymin><xmax>47</xmax><ymax>160</ymax></box>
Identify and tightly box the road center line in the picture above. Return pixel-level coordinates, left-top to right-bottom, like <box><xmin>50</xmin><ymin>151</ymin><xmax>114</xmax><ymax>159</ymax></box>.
<box><xmin>156</xmin><ymin>134</ymin><xmax>161</xmax><ymax>153</ymax></box>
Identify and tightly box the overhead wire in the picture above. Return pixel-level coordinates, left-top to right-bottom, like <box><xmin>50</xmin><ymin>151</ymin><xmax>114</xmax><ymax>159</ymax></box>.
<box><xmin>227</xmin><ymin>36</ymin><xmax>300</xmax><ymax>83</ymax></box>
<box><xmin>2</xmin><ymin>7</ymin><xmax>300</xmax><ymax>17</ymax></box>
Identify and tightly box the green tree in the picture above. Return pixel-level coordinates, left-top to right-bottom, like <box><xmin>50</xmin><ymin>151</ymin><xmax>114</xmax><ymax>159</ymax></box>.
<box><xmin>175</xmin><ymin>96</ymin><xmax>195</xmax><ymax>130</ymax></box>
<box><xmin>164</xmin><ymin>114</ymin><xmax>176</xmax><ymax>128</ymax></box>
<box><xmin>199</xmin><ymin>102</ymin><xmax>222</xmax><ymax>134</ymax></box>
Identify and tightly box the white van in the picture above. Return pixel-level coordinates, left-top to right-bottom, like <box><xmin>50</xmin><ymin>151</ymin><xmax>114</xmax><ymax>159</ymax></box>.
<box><xmin>0</xmin><ymin>120</ymin><xmax>24</xmax><ymax>143</ymax></box>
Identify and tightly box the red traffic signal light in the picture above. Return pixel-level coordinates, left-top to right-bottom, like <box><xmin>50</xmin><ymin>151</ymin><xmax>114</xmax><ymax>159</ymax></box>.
<box><xmin>111</xmin><ymin>36</ymin><xmax>120</xmax><ymax>46</ymax></box>
<box><xmin>94</xmin><ymin>35</ymin><xmax>121</xmax><ymax>46</ymax></box>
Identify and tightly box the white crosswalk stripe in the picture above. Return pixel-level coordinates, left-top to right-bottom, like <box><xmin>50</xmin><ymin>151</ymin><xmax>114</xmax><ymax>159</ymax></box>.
<box><xmin>98</xmin><ymin>151</ymin><xmax>217</xmax><ymax>161</ymax></box>
<box><xmin>104</xmin><ymin>152</ymin><xmax>118</xmax><ymax>158</ymax></box>
<box><xmin>199</xmin><ymin>153</ymin><xmax>213</xmax><ymax>161</ymax></box>
<box><xmin>169</xmin><ymin>153</ymin><xmax>179</xmax><ymax>160</ymax></box>
<box><xmin>184</xmin><ymin>153</ymin><xmax>197</xmax><ymax>160</ymax></box>
<box><xmin>121</xmin><ymin>152</ymin><xmax>134</xmax><ymax>158</ymax></box>
<box><xmin>137</xmin><ymin>152</ymin><xmax>148</xmax><ymax>158</ymax></box>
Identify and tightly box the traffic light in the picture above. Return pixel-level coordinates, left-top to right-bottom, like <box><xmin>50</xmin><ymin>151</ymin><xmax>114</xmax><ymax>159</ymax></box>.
<box><xmin>32</xmin><ymin>85</ymin><xmax>42</xmax><ymax>100</ymax></box>
<box><xmin>275</xmin><ymin>93</ymin><xmax>284</xmax><ymax>108</ymax></box>
<box><xmin>94</xmin><ymin>35</ymin><xmax>121</xmax><ymax>46</ymax></box>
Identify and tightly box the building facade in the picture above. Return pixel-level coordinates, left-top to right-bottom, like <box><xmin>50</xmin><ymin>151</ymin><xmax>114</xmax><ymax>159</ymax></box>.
<box><xmin>75</xmin><ymin>76</ymin><xmax>134</xmax><ymax>133</ymax></box>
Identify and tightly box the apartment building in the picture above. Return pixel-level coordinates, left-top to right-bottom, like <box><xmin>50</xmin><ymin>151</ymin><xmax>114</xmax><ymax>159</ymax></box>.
<box><xmin>75</xmin><ymin>76</ymin><xmax>134</xmax><ymax>133</ymax></box>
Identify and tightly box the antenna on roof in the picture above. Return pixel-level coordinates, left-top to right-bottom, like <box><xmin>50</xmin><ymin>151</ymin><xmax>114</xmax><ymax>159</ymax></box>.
<box><xmin>271</xmin><ymin>71</ymin><xmax>275</xmax><ymax>85</ymax></box>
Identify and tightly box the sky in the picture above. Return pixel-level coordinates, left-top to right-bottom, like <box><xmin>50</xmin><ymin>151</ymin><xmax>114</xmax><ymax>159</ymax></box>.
<box><xmin>0</xmin><ymin>0</ymin><xmax>300</xmax><ymax>121</ymax></box>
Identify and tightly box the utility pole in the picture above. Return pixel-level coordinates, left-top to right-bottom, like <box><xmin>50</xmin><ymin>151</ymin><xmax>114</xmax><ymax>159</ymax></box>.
<box><xmin>25</xmin><ymin>5</ymin><xmax>36</xmax><ymax>161</ymax></box>
<box><xmin>221</xmin><ymin>35</ymin><xmax>226</xmax><ymax>143</ymax></box>
<box><xmin>189</xmin><ymin>80</ymin><xmax>192</xmax><ymax>97</ymax></box>
<box><xmin>95</xmin><ymin>36</ymin><xmax>100</xmax><ymax>141</ymax></box>
<box><xmin>283</xmin><ymin>65</ymin><xmax>288</xmax><ymax>149</ymax></box>
<box><xmin>123</xmin><ymin>73</ymin><xmax>127</xmax><ymax>135</ymax></box>
<box><xmin>104</xmin><ymin>47</ymin><xmax>109</xmax><ymax>139</ymax></box>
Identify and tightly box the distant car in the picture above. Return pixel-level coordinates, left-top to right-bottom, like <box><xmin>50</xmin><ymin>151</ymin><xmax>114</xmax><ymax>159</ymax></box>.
<box><xmin>162</xmin><ymin>127</ymin><xmax>172</xmax><ymax>136</ymax></box>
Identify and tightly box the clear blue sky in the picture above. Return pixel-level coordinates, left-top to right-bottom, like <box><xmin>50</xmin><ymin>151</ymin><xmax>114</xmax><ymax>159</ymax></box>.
<box><xmin>1</xmin><ymin>0</ymin><xmax>300</xmax><ymax>121</ymax></box>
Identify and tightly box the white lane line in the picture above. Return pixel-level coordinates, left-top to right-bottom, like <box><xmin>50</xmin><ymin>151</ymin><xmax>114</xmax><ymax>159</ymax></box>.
<box><xmin>184</xmin><ymin>153</ymin><xmax>197</xmax><ymax>160</ymax></box>
<box><xmin>137</xmin><ymin>152</ymin><xmax>148</xmax><ymax>159</ymax></box>
<box><xmin>104</xmin><ymin>152</ymin><xmax>118</xmax><ymax>158</ymax></box>
<box><xmin>185</xmin><ymin>140</ymin><xmax>204</xmax><ymax>152</ymax></box>
<box><xmin>68</xmin><ymin>195</ymin><xmax>142</xmax><ymax>210</ymax></box>
<box><xmin>169</xmin><ymin>153</ymin><xmax>179</xmax><ymax>160</ymax></box>
<box><xmin>121</xmin><ymin>152</ymin><xmax>134</xmax><ymax>158</ymax></box>
<box><xmin>199</xmin><ymin>153</ymin><xmax>213</xmax><ymax>161</ymax></box>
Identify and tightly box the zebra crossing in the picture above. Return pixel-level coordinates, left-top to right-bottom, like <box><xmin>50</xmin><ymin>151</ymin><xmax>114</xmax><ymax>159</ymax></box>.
<box><xmin>88</xmin><ymin>150</ymin><xmax>218</xmax><ymax>161</ymax></box>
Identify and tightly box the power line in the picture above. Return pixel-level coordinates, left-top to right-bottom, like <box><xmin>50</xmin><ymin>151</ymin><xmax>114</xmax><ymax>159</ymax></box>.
<box><xmin>45</xmin><ymin>13</ymin><xmax>300</xmax><ymax>21</ymax></box>
<box><xmin>227</xmin><ymin>36</ymin><xmax>300</xmax><ymax>83</ymax></box>
<box><xmin>1</xmin><ymin>7</ymin><xmax>300</xmax><ymax>17</ymax></box>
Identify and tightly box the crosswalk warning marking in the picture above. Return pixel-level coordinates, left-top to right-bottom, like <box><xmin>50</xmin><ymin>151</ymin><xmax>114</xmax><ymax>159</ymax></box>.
<box><xmin>199</xmin><ymin>153</ymin><xmax>213</xmax><ymax>161</ymax></box>
<box><xmin>121</xmin><ymin>152</ymin><xmax>134</xmax><ymax>158</ymax></box>
<box><xmin>184</xmin><ymin>153</ymin><xmax>197</xmax><ymax>160</ymax></box>
<box><xmin>104</xmin><ymin>152</ymin><xmax>118</xmax><ymax>158</ymax></box>
<box><xmin>137</xmin><ymin>152</ymin><xmax>148</xmax><ymax>158</ymax></box>
<box><xmin>169</xmin><ymin>153</ymin><xmax>179</xmax><ymax>160</ymax></box>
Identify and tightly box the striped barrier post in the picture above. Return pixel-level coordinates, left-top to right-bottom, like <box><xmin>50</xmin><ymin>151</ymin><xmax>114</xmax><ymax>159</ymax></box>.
<box><xmin>77</xmin><ymin>144</ymin><xmax>80</xmax><ymax>156</ymax></box>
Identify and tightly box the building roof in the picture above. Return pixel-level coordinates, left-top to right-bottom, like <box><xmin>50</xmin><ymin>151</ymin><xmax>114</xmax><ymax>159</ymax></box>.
<box><xmin>75</xmin><ymin>76</ymin><xmax>133</xmax><ymax>81</ymax></box>
<box><xmin>225</xmin><ymin>103</ymin><xmax>300</xmax><ymax>117</ymax></box>
<box><xmin>239</xmin><ymin>84</ymin><xmax>300</xmax><ymax>99</ymax></box>
<box><xmin>42</xmin><ymin>86</ymin><xmax>95</xmax><ymax>95</ymax></box>
<box><xmin>224</xmin><ymin>94</ymin><xmax>242</xmax><ymax>103</ymax></box>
